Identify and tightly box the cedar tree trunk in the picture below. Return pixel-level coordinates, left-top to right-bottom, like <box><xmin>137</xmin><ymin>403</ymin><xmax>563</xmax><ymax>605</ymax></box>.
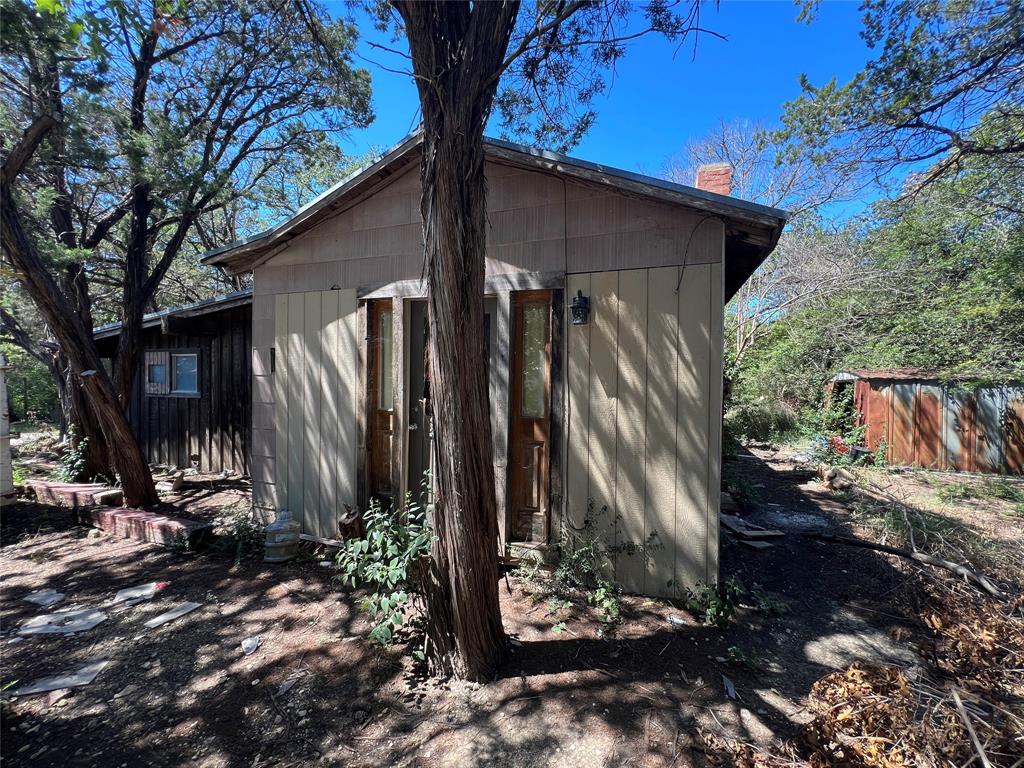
<box><xmin>395</xmin><ymin>0</ymin><xmax>520</xmax><ymax>680</ymax></box>
<box><xmin>2</xmin><ymin>116</ymin><xmax>157</xmax><ymax>505</ymax></box>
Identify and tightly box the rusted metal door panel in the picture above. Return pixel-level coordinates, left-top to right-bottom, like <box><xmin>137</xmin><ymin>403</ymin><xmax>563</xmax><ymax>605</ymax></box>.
<box><xmin>890</xmin><ymin>383</ymin><xmax>915</xmax><ymax>466</ymax></box>
<box><xmin>945</xmin><ymin>389</ymin><xmax>977</xmax><ymax>472</ymax></box>
<box><xmin>975</xmin><ymin>389</ymin><xmax>1004</xmax><ymax>474</ymax></box>
<box><xmin>1001</xmin><ymin>388</ymin><xmax>1024</xmax><ymax>474</ymax></box>
<box><xmin>913</xmin><ymin>385</ymin><xmax>942</xmax><ymax>468</ymax></box>
<box><xmin>862</xmin><ymin>381</ymin><xmax>890</xmax><ymax>452</ymax></box>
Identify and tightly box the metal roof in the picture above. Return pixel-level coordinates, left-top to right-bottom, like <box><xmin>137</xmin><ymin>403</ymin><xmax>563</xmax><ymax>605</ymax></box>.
<box><xmin>93</xmin><ymin>289</ymin><xmax>252</xmax><ymax>340</ymax></box>
<box><xmin>833</xmin><ymin>368</ymin><xmax>1020</xmax><ymax>383</ymax></box>
<box><xmin>200</xmin><ymin>131</ymin><xmax>789</xmax><ymax>277</ymax></box>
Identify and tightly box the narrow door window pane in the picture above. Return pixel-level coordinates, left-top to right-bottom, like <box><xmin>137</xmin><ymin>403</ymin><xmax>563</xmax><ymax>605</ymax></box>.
<box><xmin>379</xmin><ymin>310</ymin><xmax>394</xmax><ymax>410</ymax></box>
<box><xmin>147</xmin><ymin>363</ymin><xmax>166</xmax><ymax>386</ymax></box>
<box><xmin>521</xmin><ymin>304</ymin><xmax>546</xmax><ymax>417</ymax></box>
<box><xmin>172</xmin><ymin>354</ymin><xmax>199</xmax><ymax>394</ymax></box>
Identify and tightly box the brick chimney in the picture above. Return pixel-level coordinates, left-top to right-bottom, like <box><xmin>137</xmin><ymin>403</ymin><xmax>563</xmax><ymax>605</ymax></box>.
<box><xmin>694</xmin><ymin>163</ymin><xmax>732</xmax><ymax>196</ymax></box>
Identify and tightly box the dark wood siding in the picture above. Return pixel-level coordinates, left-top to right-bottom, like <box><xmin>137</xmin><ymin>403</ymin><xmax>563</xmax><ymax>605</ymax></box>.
<box><xmin>122</xmin><ymin>304</ymin><xmax>252</xmax><ymax>474</ymax></box>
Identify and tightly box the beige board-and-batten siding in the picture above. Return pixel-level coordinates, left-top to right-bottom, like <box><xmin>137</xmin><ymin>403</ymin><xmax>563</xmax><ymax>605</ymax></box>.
<box><xmin>267</xmin><ymin>290</ymin><xmax>358</xmax><ymax>538</ymax></box>
<box><xmin>564</xmin><ymin>262</ymin><xmax>723</xmax><ymax>597</ymax></box>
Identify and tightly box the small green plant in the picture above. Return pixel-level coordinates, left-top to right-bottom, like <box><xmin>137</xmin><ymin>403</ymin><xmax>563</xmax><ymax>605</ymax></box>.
<box><xmin>335</xmin><ymin>492</ymin><xmax>433</xmax><ymax>646</ymax></box>
<box><xmin>551</xmin><ymin>621</ymin><xmax>568</xmax><ymax>635</ymax></box>
<box><xmin>722</xmin><ymin>469</ymin><xmax>759</xmax><ymax>510</ymax></box>
<box><xmin>228</xmin><ymin>505</ymin><xmax>265</xmax><ymax>563</ymax></box>
<box><xmin>685</xmin><ymin>577</ymin><xmax>744</xmax><ymax>628</ymax></box>
<box><xmin>553</xmin><ymin>501</ymin><xmax>660</xmax><ymax>627</ymax></box>
<box><xmin>168</xmin><ymin>531</ymin><xmax>192</xmax><ymax>555</ymax></box>
<box><xmin>750</xmin><ymin>586</ymin><xmax>788</xmax><ymax>616</ymax></box>
<box><xmin>11</xmin><ymin>462</ymin><xmax>28</xmax><ymax>486</ymax></box>
<box><xmin>725</xmin><ymin>645</ymin><xmax>762</xmax><ymax>670</ymax></box>
<box><xmin>56</xmin><ymin>426</ymin><xmax>88</xmax><ymax>482</ymax></box>
<box><xmin>980</xmin><ymin>478</ymin><xmax>1024</xmax><ymax>504</ymax></box>
<box><xmin>873</xmin><ymin>440</ymin><xmax>889</xmax><ymax>466</ymax></box>
<box><xmin>935</xmin><ymin>481</ymin><xmax>974</xmax><ymax>505</ymax></box>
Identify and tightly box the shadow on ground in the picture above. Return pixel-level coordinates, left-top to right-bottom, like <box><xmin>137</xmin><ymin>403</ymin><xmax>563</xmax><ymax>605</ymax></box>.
<box><xmin>2</xmin><ymin>447</ymin><xmax>1009</xmax><ymax>767</ymax></box>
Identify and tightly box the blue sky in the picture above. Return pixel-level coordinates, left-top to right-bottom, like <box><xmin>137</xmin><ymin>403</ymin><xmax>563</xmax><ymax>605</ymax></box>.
<box><xmin>334</xmin><ymin>1</ymin><xmax>872</xmax><ymax>181</ymax></box>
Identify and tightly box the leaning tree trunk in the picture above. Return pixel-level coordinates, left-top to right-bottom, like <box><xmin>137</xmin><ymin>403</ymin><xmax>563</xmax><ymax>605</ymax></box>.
<box><xmin>57</xmin><ymin>266</ymin><xmax>113</xmax><ymax>479</ymax></box>
<box><xmin>66</xmin><ymin>361</ymin><xmax>114</xmax><ymax>481</ymax></box>
<box><xmin>396</xmin><ymin>0</ymin><xmax>520</xmax><ymax>680</ymax></box>
<box><xmin>2</xmin><ymin>116</ymin><xmax>157</xmax><ymax>506</ymax></box>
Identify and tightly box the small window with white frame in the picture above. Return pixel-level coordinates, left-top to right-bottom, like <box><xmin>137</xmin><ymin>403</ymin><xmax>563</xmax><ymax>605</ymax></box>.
<box><xmin>171</xmin><ymin>352</ymin><xmax>199</xmax><ymax>395</ymax></box>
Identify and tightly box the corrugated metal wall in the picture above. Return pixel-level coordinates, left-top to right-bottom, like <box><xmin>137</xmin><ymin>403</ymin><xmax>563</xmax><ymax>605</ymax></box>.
<box><xmin>565</xmin><ymin>263</ymin><xmax>723</xmax><ymax>597</ymax></box>
<box><xmin>855</xmin><ymin>379</ymin><xmax>1024</xmax><ymax>474</ymax></box>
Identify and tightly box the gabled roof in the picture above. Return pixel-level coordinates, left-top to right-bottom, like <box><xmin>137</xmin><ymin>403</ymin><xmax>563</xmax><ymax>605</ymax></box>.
<box><xmin>93</xmin><ymin>289</ymin><xmax>252</xmax><ymax>340</ymax></box>
<box><xmin>201</xmin><ymin>132</ymin><xmax>789</xmax><ymax>299</ymax></box>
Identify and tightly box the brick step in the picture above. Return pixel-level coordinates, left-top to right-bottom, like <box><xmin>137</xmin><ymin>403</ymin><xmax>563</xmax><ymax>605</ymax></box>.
<box><xmin>26</xmin><ymin>481</ymin><xmax>109</xmax><ymax>508</ymax></box>
<box><xmin>80</xmin><ymin>507</ymin><xmax>212</xmax><ymax>547</ymax></box>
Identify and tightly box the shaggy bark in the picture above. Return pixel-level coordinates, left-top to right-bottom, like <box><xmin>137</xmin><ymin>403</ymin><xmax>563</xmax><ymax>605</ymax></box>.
<box><xmin>395</xmin><ymin>0</ymin><xmax>520</xmax><ymax>680</ymax></box>
<box><xmin>2</xmin><ymin>116</ymin><xmax>156</xmax><ymax>504</ymax></box>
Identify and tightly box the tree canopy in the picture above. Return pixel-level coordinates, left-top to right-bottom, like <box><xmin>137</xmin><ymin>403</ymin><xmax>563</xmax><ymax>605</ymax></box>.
<box><xmin>1</xmin><ymin>0</ymin><xmax>372</xmax><ymax>501</ymax></box>
<box><xmin>780</xmin><ymin>0</ymin><xmax>1024</xmax><ymax>198</ymax></box>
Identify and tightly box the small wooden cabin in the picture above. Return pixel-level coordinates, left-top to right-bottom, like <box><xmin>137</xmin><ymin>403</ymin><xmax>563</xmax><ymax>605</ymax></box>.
<box><xmin>203</xmin><ymin>135</ymin><xmax>788</xmax><ymax>597</ymax></box>
<box><xmin>94</xmin><ymin>291</ymin><xmax>252</xmax><ymax>475</ymax></box>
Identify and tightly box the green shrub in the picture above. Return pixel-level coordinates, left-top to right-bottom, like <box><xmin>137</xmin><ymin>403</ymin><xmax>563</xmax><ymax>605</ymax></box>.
<box><xmin>554</xmin><ymin>502</ymin><xmax>627</xmax><ymax>626</ymax></box>
<box><xmin>685</xmin><ymin>577</ymin><xmax>744</xmax><ymax>628</ymax></box>
<box><xmin>228</xmin><ymin>505</ymin><xmax>265</xmax><ymax>562</ymax></box>
<box><xmin>56</xmin><ymin>426</ymin><xmax>88</xmax><ymax>482</ymax></box>
<box><xmin>724</xmin><ymin>400</ymin><xmax>798</xmax><ymax>443</ymax></box>
<box><xmin>335</xmin><ymin>493</ymin><xmax>433</xmax><ymax>646</ymax></box>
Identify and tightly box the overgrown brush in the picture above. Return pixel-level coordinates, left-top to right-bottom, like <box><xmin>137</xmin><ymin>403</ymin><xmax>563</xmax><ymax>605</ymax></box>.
<box><xmin>802</xmin><ymin>584</ymin><xmax>1024</xmax><ymax>767</ymax></box>
<box><xmin>516</xmin><ymin>500</ymin><xmax>660</xmax><ymax>631</ymax></box>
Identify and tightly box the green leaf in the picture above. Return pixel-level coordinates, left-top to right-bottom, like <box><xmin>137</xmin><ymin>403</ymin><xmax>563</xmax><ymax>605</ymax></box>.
<box><xmin>35</xmin><ymin>0</ymin><xmax>63</xmax><ymax>15</ymax></box>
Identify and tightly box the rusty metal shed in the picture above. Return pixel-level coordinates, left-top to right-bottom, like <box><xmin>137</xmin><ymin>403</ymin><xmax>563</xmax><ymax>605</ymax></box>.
<box><xmin>831</xmin><ymin>369</ymin><xmax>1024</xmax><ymax>475</ymax></box>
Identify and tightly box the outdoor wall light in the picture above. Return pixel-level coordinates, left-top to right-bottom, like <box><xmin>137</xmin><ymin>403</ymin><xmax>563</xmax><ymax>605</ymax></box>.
<box><xmin>570</xmin><ymin>290</ymin><xmax>590</xmax><ymax>325</ymax></box>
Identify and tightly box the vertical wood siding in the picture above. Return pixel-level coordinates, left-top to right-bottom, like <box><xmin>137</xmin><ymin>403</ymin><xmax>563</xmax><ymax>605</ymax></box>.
<box><xmin>270</xmin><ymin>290</ymin><xmax>358</xmax><ymax>537</ymax></box>
<box><xmin>565</xmin><ymin>264</ymin><xmax>723</xmax><ymax>597</ymax></box>
<box><xmin>124</xmin><ymin>304</ymin><xmax>251</xmax><ymax>475</ymax></box>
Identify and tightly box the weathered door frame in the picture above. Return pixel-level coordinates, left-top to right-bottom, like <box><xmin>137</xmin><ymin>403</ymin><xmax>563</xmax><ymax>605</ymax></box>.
<box><xmin>354</xmin><ymin>286</ymin><xmax>564</xmax><ymax>551</ymax></box>
<box><xmin>508</xmin><ymin>289</ymin><xmax>554</xmax><ymax>543</ymax></box>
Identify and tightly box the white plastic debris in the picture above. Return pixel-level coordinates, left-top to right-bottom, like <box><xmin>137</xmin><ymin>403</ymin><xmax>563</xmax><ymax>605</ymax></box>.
<box><xmin>143</xmin><ymin>602</ymin><xmax>201</xmax><ymax>629</ymax></box>
<box><xmin>23</xmin><ymin>589</ymin><xmax>65</xmax><ymax>607</ymax></box>
<box><xmin>241</xmin><ymin>636</ymin><xmax>263</xmax><ymax>655</ymax></box>
<box><xmin>666</xmin><ymin>615</ymin><xmax>687</xmax><ymax>628</ymax></box>
<box><xmin>11</xmin><ymin>660</ymin><xmax>110</xmax><ymax>696</ymax></box>
<box><xmin>111</xmin><ymin>581</ymin><xmax>169</xmax><ymax>605</ymax></box>
<box><xmin>722</xmin><ymin>674</ymin><xmax>738</xmax><ymax>701</ymax></box>
<box><xmin>18</xmin><ymin>607</ymin><xmax>108</xmax><ymax>635</ymax></box>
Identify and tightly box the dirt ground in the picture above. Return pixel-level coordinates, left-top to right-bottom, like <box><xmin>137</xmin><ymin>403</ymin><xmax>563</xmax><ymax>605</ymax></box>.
<box><xmin>1</xmin><ymin>449</ymin><xmax>1020</xmax><ymax>767</ymax></box>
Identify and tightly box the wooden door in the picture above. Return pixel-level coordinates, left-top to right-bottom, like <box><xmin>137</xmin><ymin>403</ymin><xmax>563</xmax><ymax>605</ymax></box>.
<box><xmin>509</xmin><ymin>290</ymin><xmax>552</xmax><ymax>542</ymax></box>
<box><xmin>368</xmin><ymin>300</ymin><xmax>395</xmax><ymax>504</ymax></box>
